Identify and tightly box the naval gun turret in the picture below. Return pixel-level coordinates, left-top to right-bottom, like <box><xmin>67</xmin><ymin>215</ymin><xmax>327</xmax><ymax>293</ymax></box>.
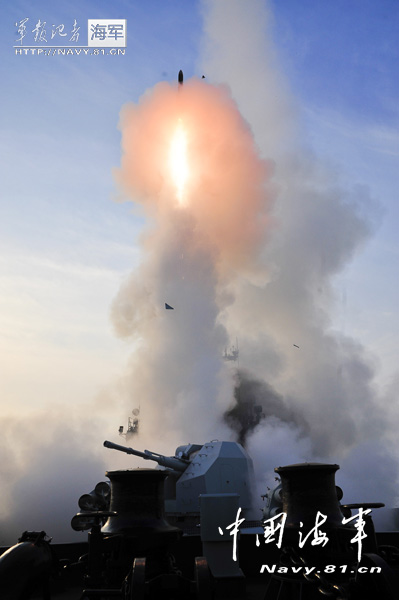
<box><xmin>104</xmin><ymin>439</ymin><xmax>255</xmax><ymax>523</ymax></box>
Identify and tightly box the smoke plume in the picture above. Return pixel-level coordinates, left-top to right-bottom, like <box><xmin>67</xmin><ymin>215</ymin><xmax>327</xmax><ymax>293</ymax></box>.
<box><xmin>225</xmin><ymin>369</ymin><xmax>309</xmax><ymax>447</ymax></box>
<box><xmin>111</xmin><ymin>0</ymin><xmax>398</xmax><ymax>515</ymax></box>
<box><xmin>0</xmin><ymin>401</ymin><xmax>115</xmax><ymax>545</ymax></box>
<box><xmin>199</xmin><ymin>0</ymin><xmax>398</xmax><ymax>511</ymax></box>
<box><xmin>110</xmin><ymin>78</ymin><xmax>274</xmax><ymax>450</ymax></box>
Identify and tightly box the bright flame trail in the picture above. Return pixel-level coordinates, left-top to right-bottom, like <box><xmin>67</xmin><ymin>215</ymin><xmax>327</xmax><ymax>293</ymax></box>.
<box><xmin>169</xmin><ymin>119</ymin><xmax>189</xmax><ymax>206</ymax></box>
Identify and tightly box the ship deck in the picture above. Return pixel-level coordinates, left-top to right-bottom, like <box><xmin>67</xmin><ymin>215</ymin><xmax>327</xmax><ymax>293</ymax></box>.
<box><xmin>3</xmin><ymin>531</ymin><xmax>399</xmax><ymax>599</ymax></box>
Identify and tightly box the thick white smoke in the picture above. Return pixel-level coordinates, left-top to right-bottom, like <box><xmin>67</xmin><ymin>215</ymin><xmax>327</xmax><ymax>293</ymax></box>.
<box><xmin>0</xmin><ymin>400</ymin><xmax>116</xmax><ymax>545</ymax></box>
<box><xmin>108</xmin><ymin>0</ymin><xmax>398</xmax><ymax>522</ymax></box>
<box><xmin>199</xmin><ymin>0</ymin><xmax>398</xmax><ymax>515</ymax></box>
<box><xmin>110</xmin><ymin>77</ymin><xmax>274</xmax><ymax>450</ymax></box>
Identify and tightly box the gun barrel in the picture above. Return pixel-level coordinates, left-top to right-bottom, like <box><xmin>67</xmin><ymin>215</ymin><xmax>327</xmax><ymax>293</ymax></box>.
<box><xmin>103</xmin><ymin>440</ymin><xmax>188</xmax><ymax>472</ymax></box>
<box><xmin>103</xmin><ymin>440</ymin><xmax>150</xmax><ymax>459</ymax></box>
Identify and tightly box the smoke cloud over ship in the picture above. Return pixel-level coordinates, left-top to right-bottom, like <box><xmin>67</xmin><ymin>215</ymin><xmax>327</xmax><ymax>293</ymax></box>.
<box><xmin>0</xmin><ymin>0</ymin><xmax>397</xmax><ymax>545</ymax></box>
<box><xmin>198</xmin><ymin>0</ymin><xmax>398</xmax><ymax>511</ymax></box>
<box><xmin>110</xmin><ymin>0</ymin><xmax>398</xmax><ymax>510</ymax></box>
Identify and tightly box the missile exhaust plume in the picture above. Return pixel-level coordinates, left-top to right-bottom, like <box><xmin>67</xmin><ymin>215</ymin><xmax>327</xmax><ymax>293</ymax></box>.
<box><xmin>114</xmin><ymin>77</ymin><xmax>271</xmax><ymax>279</ymax></box>
<box><xmin>112</xmin><ymin>76</ymin><xmax>274</xmax><ymax>448</ymax></box>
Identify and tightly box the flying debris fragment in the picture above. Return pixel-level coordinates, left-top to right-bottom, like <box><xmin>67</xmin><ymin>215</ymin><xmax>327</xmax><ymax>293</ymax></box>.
<box><xmin>165</xmin><ymin>303</ymin><xmax>174</xmax><ymax>310</ymax></box>
<box><xmin>178</xmin><ymin>70</ymin><xmax>183</xmax><ymax>85</ymax></box>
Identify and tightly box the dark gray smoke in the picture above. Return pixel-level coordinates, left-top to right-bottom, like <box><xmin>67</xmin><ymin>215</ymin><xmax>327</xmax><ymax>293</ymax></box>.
<box><xmin>225</xmin><ymin>368</ymin><xmax>309</xmax><ymax>447</ymax></box>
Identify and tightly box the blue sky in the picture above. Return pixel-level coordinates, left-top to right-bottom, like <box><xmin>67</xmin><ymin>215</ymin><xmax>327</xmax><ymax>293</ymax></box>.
<box><xmin>274</xmin><ymin>0</ymin><xmax>398</xmax><ymax>121</ymax></box>
<box><xmin>0</xmin><ymin>0</ymin><xmax>398</xmax><ymax>414</ymax></box>
<box><xmin>271</xmin><ymin>1</ymin><xmax>399</xmax><ymax>382</ymax></box>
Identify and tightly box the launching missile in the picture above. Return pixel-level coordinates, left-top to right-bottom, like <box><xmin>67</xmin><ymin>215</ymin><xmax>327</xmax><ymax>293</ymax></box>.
<box><xmin>178</xmin><ymin>70</ymin><xmax>183</xmax><ymax>85</ymax></box>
